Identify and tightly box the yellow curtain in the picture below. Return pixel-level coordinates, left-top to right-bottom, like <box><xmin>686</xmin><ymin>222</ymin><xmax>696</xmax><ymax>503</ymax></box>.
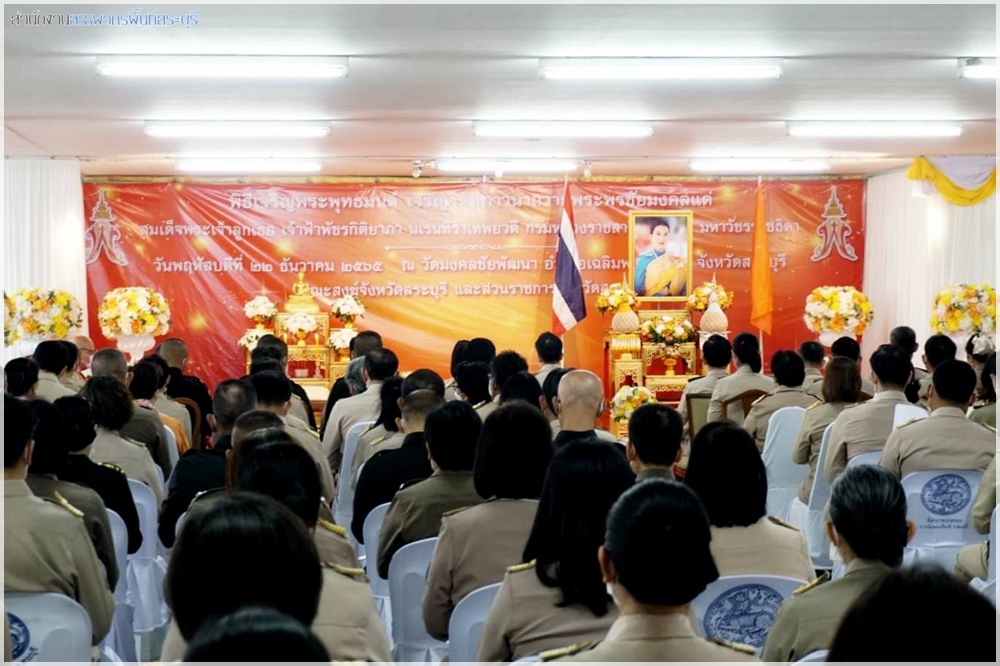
<box><xmin>906</xmin><ymin>156</ymin><xmax>996</xmax><ymax>206</ymax></box>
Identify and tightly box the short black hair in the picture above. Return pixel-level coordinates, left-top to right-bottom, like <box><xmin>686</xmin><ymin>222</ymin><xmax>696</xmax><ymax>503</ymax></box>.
<box><xmin>702</xmin><ymin>335</ymin><xmax>732</xmax><ymax>369</ymax></box>
<box><xmin>5</xmin><ymin>358</ymin><xmax>39</xmax><ymax>397</ymax></box>
<box><xmin>535</xmin><ymin>332</ymin><xmax>563</xmax><ymax>364</ymax></box>
<box><xmin>870</xmin><ymin>344</ymin><xmax>913</xmax><ymax>388</ymax></box>
<box><xmin>254</xmin><ymin>334</ymin><xmax>288</xmax><ymax>362</ymax></box>
<box><xmin>425</xmin><ymin>401</ymin><xmax>482</xmax><ymax>471</ymax></box>
<box><xmin>213</xmin><ymin>379</ymin><xmax>258</xmax><ymax>432</ymax></box>
<box><xmin>474</xmin><ymin>401</ymin><xmax>554</xmax><ymax>500</ymax></box>
<box><xmin>82</xmin><ymin>376</ymin><xmax>134</xmax><ymax>431</ymax></box>
<box><xmin>27</xmin><ymin>399</ymin><xmax>70</xmax><ymax>474</ymax></box>
<box><xmin>401</xmin><ymin>389</ymin><xmax>444</xmax><ymax>425</ymax></box>
<box><xmin>53</xmin><ymin>396</ymin><xmax>97</xmax><ymax>453</ymax></box>
<box><xmin>732</xmin><ymin>332</ymin><xmax>762</xmax><ymax>373</ymax></box>
<box><xmin>491</xmin><ymin>350</ymin><xmax>529</xmax><ymax>393</ymax></box>
<box><xmin>798</xmin><ymin>341</ymin><xmax>826</xmax><ymax>366</ymax></box>
<box><xmin>830</xmin><ymin>336</ymin><xmax>861</xmax><ymax>362</ymax></box>
<box><xmin>250</xmin><ymin>370</ymin><xmax>292</xmax><ymax>407</ymax></box>
<box><xmin>237</xmin><ymin>442</ymin><xmax>321</xmax><ymax>527</ymax></box>
<box><xmin>771</xmin><ymin>350</ymin><xmax>806</xmax><ymax>387</ymax></box>
<box><xmin>141</xmin><ymin>354</ymin><xmax>171</xmax><ymax>389</ymax></box>
<box><xmin>90</xmin><ymin>348</ymin><xmax>128</xmax><ymax>380</ymax></box>
<box><xmin>931</xmin><ymin>359</ymin><xmax>978</xmax><ymax>405</ymax></box>
<box><xmin>890</xmin><ymin>326</ymin><xmax>918</xmax><ymax>353</ymax></box>
<box><xmin>499</xmin><ymin>371</ymin><xmax>543</xmax><ymax>406</ymax></box>
<box><xmin>4</xmin><ymin>393</ymin><xmax>37</xmax><ymax>468</ymax></box>
<box><xmin>57</xmin><ymin>340</ymin><xmax>79</xmax><ymax>372</ymax></box>
<box><xmin>829</xmin><ymin>465</ymin><xmax>909</xmax><ymax>567</ymax></box>
<box><xmin>227</xmin><ymin>426</ymin><xmax>299</xmax><ymax>492</ymax></box>
<box><xmin>450</xmin><ymin>340</ymin><xmax>470</xmax><ymax>377</ymax></box>
<box><xmin>628</xmin><ymin>403</ymin><xmax>683</xmax><ymax>466</ymax></box>
<box><xmin>454</xmin><ymin>361</ymin><xmax>490</xmax><ymax>405</ymax></box>
<box><xmin>541</xmin><ymin>367</ymin><xmax>573</xmax><ymax>415</ymax></box>
<box><xmin>184</xmin><ymin>605</ymin><xmax>329</xmax><ymax>663</ymax></box>
<box><xmin>401</xmin><ymin>369</ymin><xmax>445</xmax><ymax>399</ymax></box>
<box><xmin>363</xmin><ymin>348</ymin><xmax>399</xmax><ymax>381</ymax></box>
<box><xmin>827</xmin><ymin>562</ymin><xmax>996</xmax><ymax>662</ymax></box>
<box><xmin>466</xmin><ymin>337</ymin><xmax>496</xmax><ymax>364</ymax></box>
<box><xmin>351</xmin><ymin>330</ymin><xmax>383</xmax><ymax>358</ymax></box>
<box><xmin>924</xmin><ymin>334</ymin><xmax>957</xmax><ymax>369</ymax></box>
<box><xmin>166</xmin><ymin>493</ymin><xmax>322</xmax><ymax>640</ymax></box>
<box><xmin>128</xmin><ymin>360</ymin><xmax>161</xmax><ymax>400</ymax></box>
<box><xmin>981</xmin><ymin>353</ymin><xmax>996</xmax><ymax>403</ymax></box>
<box><xmin>373</xmin><ymin>376</ymin><xmax>403</xmax><ymax>432</ymax></box>
<box><xmin>523</xmin><ymin>439</ymin><xmax>634</xmax><ymax>616</ymax></box>
<box><xmin>605</xmin><ymin>480</ymin><xmax>718</xmax><ymax>605</ymax></box>
<box><xmin>231</xmin><ymin>410</ymin><xmax>285</xmax><ymax>450</ymax></box>
<box><xmin>33</xmin><ymin>340</ymin><xmax>70</xmax><ymax>374</ymax></box>
<box><xmin>249</xmin><ymin>357</ymin><xmax>284</xmax><ymax>376</ymax></box>
<box><xmin>684</xmin><ymin>422</ymin><xmax>766</xmax><ymax>527</ymax></box>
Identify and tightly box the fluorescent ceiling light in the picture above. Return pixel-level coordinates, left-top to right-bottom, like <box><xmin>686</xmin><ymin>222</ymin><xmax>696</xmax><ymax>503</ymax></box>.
<box><xmin>689</xmin><ymin>158</ymin><xmax>831</xmax><ymax>174</ymax></box>
<box><xmin>787</xmin><ymin>122</ymin><xmax>963</xmax><ymax>138</ymax></box>
<box><xmin>958</xmin><ymin>57</ymin><xmax>997</xmax><ymax>79</ymax></box>
<box><xmin>436</xmin><ymin>159</ymin><xmax>579</xmax><ymax>174</ymax></box>
<box><xmin>473</xmin><ymin>121</ymin><xmax>653</xmax><ymax>138</ymax></box>
<box><xmin>96</xmin><ymin>55</ymin><xmax>348</xmax><ymax>78</ymax></box>
<box><xmin>176</xmin><ymin>159</ymin><xmax>323</xmax><ymax>174</ymax></box>
<box><xmin>145</xmin><ymin>121</ymin><xmax>331</xmax><ymax>139</ymax></box>
<box><xmin>539</xmin><ymin>58</ymin><xmax>782</xmax><ymax>80</ymax></box>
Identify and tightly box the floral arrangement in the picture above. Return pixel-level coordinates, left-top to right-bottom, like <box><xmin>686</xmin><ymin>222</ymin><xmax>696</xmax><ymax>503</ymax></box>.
<box><xmin>802</xmin><ymin>286</ymin><xmax>873</xmax><ymax>335</ymax></box>
<box><xmin>687</xmin><ymin>281</ymin><xmax>734</xmax><ymax>312</ymax></box>
<box><xmin>98</xmin><ymin>287</ymin><xmax>171</xmax><ymax>339</ymax></box>
<box><xmin>610</xmin><ymin>385</ymin><xmax>658</xmax><ymax>423</ymax></box>
<box><xmin>329</xmin><ymin>327</ymin><xmax>359</xmax><ymax>351</ymax></box>
<box><xmin>243</xmin><ymin>295</ymin><xmax>277</xmax><ymax>325</ymax></box>
<box><xmin>238</xmin><ymin>329</ymin><xmax>269</xmax><ymax>351</ymax></box>
<box><xmin>596</xmin><ymin>282</ymin><xmax>638</xmax><ymax>316</ymax></box>
<box><xmin>640</xmin><ymin>314</ymin><xmax>697</xmax><ymax>344</ymax></box>
<box><xmin>9</xmin><ymin>287</ymin><xmax>84</xmax><ymax>341</ymax></box>
<box><xmin>284</xmin><ymin>312</ymin><xmax>319</xmax><ymax>335</ymax></box>
<box><xmin>930</xmin><ymin>283</ymin><xmax>996</xmax><ymax>335</ymax></box>
<box><xmin>332</xmin><ymin>295</ymin><xmax>365</xmax><ymax>325</ymax></box>
<box><xmin>5</xmin><ymin>293</ymin><xmax>16</xmax><ymax>345</ymax></box>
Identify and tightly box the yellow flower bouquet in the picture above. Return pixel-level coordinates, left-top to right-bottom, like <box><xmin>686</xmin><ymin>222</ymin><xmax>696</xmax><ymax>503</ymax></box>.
<box><xmin>5</xmin><ymin>292</ymin><xmax>17</xmax><ymax>345</ymax></box>
<box><xmin>596</xmin><ymin>282</ymin><xmax>638</xmax><ymax>316</ymax></box>
<box><xmin>9</xmin><ymin>287</ymin><xmax>84</xmax><ymax>341</ymax></box>
<box><xmin>610</xmin><ymin>384</ymin><xmax>658</xmax><ymax>423</ymax></box>
<box><xmin>803</xmin><ymin>286</ymin><xmax>873</xmax><ymax>336</ymax></box>
<box><xmin>98</xmin><ymin>287</ymin><xmax>171</xmax><ymax>339</ymax></box>
<box><xmin>687</xmin><ymin>281</ymin><xmax>734</xmax><ymax>312</ymax></box>
<box><xmin>930</xmin><ymin>284</ymin><xmax>996</xmax><ymax>335</ymax></box>
<box><xmin>640</xmin><ymin>313</ymin><xmax>697</xmax><ymax>344</ymax></box>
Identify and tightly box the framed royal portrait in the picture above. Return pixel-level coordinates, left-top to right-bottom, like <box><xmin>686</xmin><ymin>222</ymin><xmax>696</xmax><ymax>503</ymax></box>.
<box><xmin>628</xmin><ymin>210</ymin><xmax>694</xmax><ymax>302</ymax></box>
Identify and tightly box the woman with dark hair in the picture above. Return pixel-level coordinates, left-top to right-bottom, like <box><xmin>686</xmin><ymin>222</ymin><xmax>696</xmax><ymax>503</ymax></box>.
<box><xmin>706</xmin><ymin>332</ymin><xmax>774</xmax><ymax>425</ymax></box>
<box><xmin>444</xmin><ymin>339</ymin><xmax>470</xmax><ymax>401</ymax></box>
<box><xmin>454</xmin><ymin>360</ymin><xmax>492</xmax><ymax>408</ymax></box>
<box><xmin>792</xmin><ymin>357</ymin><xmax>863</xmax><ymax>502</ymax></box>
<box><xmin>762</xmin><ymin>465</ymin><xmax>914</xmax><ymax>661</ymax></box>
<box><xmin>546</xmin><ymin>481</ymin><xmax>756</xmax><ymax>661</ymax></box>
<box><xmin>82</xmin><ymin>375</ymin><xmax>164</xmax><ymax>503</ymax></box>
<box><xmin>965</xmin><ymin>333</ymin><xmax>995</xmax><ymax>397</ymax></box>
<box><xmin>685</xmin><ymin>422</ymin><xmax>813</xmax><ymax>581</ymax></box>
<box><xmin>969</xmin><ymin>352</ymin><xmax>996</xmax><ymax>428</ymax></box>
<box><xmin>350</xmin><ymin>375</ymin><xmax>405</xmax><ymax>485</ymax></box>
<box><xmin>827</xmin><ymin>562</ymin><xmax>995</xmax><ymax>662</ymax></box>
<box><xmin>184</xmin><ymin>605</ymin><xmax>330</xmax><ymax>662</ymax></box>
<box><xmin>423</xmin><ymin>401</ymin><xmax>555</xmax><ymax>640</ymax></box>
<box><xmin>477</xmin><ymin>439</ymin><xmax>634</xmax><ymax>661</ymax></box>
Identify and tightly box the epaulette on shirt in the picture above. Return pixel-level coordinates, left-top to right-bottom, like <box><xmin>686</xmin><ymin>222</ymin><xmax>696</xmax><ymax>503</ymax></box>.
<box><xmin>506</xmin><ymin>559</ymin><xmax>537</xmax><ymax>574</ymax></box>
<box><xmin>324</xmin><ymin>561</ymin><xmax>368</xmax><ymax>582</ymax></box>
<box><xmin>751</xmin><ymin>394</ymin><xmax>767</xmax><ymax>407</ymax></box>
<box><xmin>99</xmin><ymin>462</ymin><xmax>125</xmax><ymax>475</ymax></box>
<box><xmin>52</xmin><ymin>491</ymin><xmax>84</xmax><ymax>518</ymax></box>
<box><xmin>793</xmin><ymin>571</ymin><xmax>830</xmax><ymax>596</ymax></box>
<box><xmin>983</xmin><ymin>423</ymin><xmax>997</xmax><ymax>433</ymax></box>
<box><xmin>442</xmin><ymin>505</ymin><xmax>472</xmax><ymax>517</ymax></box>
<box><xmin>767</xmin><ymin>515</ymin><xmax>800</xmax><ymax>531</ymax></box>
<box><xmin>709</xmin><ymin>637</ymin><xmax>757</xmax><ymax>655</ymax></box>
<box><xmin>318</xmin><ymin>517</ymin><xmax>347</xmax><ymax>537</ymax></box>
<box><xmin>897</xmin><ymin>417</ymin><xmax>921</xmax><ymax>429</ymax></box>
<box><xmin>806</xmin><ymin>400</ymin><xmax>824</xmax><ymax>410</ymax></box>
<box><xmin>123</xmin><ymin>437</ymin><xmax>147</xmax><ymax>448</ymax></box>
<box><xmin>539</xmin><ymin>641</ymin><xmax>595</xmax><ymax>661</ymax></box>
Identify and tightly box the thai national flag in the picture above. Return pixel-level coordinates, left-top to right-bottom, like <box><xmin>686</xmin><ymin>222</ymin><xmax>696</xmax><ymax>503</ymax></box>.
<box><xmin>551</xmin><ymin>181</ymin><xmax>587</xmax><ymax>335</ymax></box>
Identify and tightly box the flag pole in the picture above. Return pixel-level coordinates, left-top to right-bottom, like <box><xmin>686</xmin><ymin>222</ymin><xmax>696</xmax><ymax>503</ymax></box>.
<box><xmin>756</xmin><ymin>176</ymin><xmax>764</xmax><ymax>364</ymax></box>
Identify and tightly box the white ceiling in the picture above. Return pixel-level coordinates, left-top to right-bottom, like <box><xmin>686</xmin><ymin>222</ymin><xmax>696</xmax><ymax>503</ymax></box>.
<box><xmin>4</xmin><ymin>4</ymin><xmax>996</xmax><ymax>177</ymax></box>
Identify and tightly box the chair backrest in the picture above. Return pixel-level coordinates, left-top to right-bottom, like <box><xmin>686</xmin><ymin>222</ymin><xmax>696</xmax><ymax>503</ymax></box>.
<box><xmin>691</xmin><ymin>575</ymin><xmax>808</xmax><ymax>650</ymax></box>
<box><xmin>686</xmin><ymin>394</ymin><xmax>712</xmax><ymax>439</ymax></box>
<box><xmin>893</xmin><ymin>403</ymin><xmax>928</xmax><ymax>429</ymax></box>
<box><xmin>989</xmin><ymin>507</ymin><xmax>997</xmax><ymax>582</ymax></box>
<box><xmin>902</xmin><ymin>470</ymin><xmax>984</xmax><ymax>552</ymax></box>
<box><xmin>5</xmin><ymin>592</ymin><xmax>92</xmax><ymax>662</ymax></box>
<box><xmin>448</xmin><ymin>583</ymin><xmax>502</xmax><ymax>663</ymax></box>
<box><xmin>721</xmin><ymin>389</ymin><xmax>768</xmax><ymax>422</ymax></box>
<box><xmin>105</xmin><ymin>510</ymin><xmax>128</xmax><ymax>599</ymax></box>
<box><xmin>126</xmin><ymin>479</ymin><xmax>160</xmax><ymax>559</ymax></box>
<box><xmin>333</xmin><ymin>420</ymin><xmax>375</xmax><ymax>517</ymax></box>
<box><xmin>807</xmin><ymin>424</ymin><xmax>835</xmax><ymax>510</ymax></box>
<box><xmin>796</xmin><ymin>649</ymin><xmax>829</xmax><ymax>662</ymax></box>
<box><xmin>163</xmin><ymin>427</ymin><xmax>179</xmax><ymax>472</ymax></box>
<box><xmin>362</xmin><ymin>502</ymin><xmax>392</xmax><ymax>597</ymax></box>
<box><xmin>845</xmin><ymin>451</ymin><xmax>882</xmax><ymax>469</ymax></box>
<box><xmin>761</xmin><ymin>406</ymin><xmax>809</xmax><ymax>521</ymax></box>
<box><xmin>173</xmin><ymin>397</ymin><xmax>202</xmax><ymax>447</ymax></box>
<box><xmin>388</xmin><ymin>537</ymin><xmax>447</xmax><ymax>650</ymax></box>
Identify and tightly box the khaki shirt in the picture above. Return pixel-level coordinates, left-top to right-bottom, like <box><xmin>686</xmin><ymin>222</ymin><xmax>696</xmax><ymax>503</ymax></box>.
<box><xmin>677</xmin><ymin>368</ymin><xmax>729</xmax><ymax>421</ymax></box>
<box><xmin>707</xmin><ymin>365</ymin><xmax>775</xmax><ymax>425</ymax></box>
<box><xmin>478</xmin><ymin>561</ymin><xmax>618</xmax><ymax>662</ymax></box>
<box><xmin>955</xmin><ymin>457</ymin><xmax>997</xmax><ymax>582</ymax></box>
<box><xmin>35</xmin><ymin>370</ymin><xmax>77</xmax><ymax>402</ymax></box>
<box><xmin>477</xmin><ymin>396</ymin><xmax>501</xmax><ymax>422</ymax></box>
<box><xmin>3</xmin><ymin>480</ymin><xmax>114</xmax><ymax>645</ymax></box>
<box><xmin>378</xmin><ymin>469</ymin><xmax>484</xmax><ymax>578</ymax></box>
<box><xmin>743</xmin><ymin>386</ymin><xmax>817</xmax><ymax>452</ymax></box>
<box><xmin>314</xmin><ymin>518</ymin><xmax>362</xmax><ymax>568</ymax></box>
<box><xmin>156</xmin><ymin>394</ymin><xmax>193</xmax><ymax>444</ymax></box>
<box><xmin>761</xmin><ymin>559</ymin><xmax>892</xmax><ymax>663</ymax></box>
<box><xmin>548</xmin><ymin>613</ymin><xmax>758</xmax><ymax>662</ymax></box>
<box><xmin>878</xmin><ymin>406</ymin><xmax>996</xmax><ymax>479</ymax></box>
<box><xmin>351</xmin><ymin>425</ymin><xmax>405</xmax><ymax>488</ymax></box>
<box><xmin>321</xmin><ymin>384</ymin><xmax>381</xmax><ymax>467</ymax></box>
<box><xmin>824</xmin><ymin>390</ymin><xmax>910</xmax><ymax>483</ymax></box>
<box><xmin>709</xmin><ymin>517</ymin><xmax>814</xmax><ymax>583</ymax></box>
<box><xmin>793</xmin><ymin>401</ymin><xmax>851</xmax><ymax>503</ymax></box>
<box><xmin>282</xmin><ymin>414</ymin><xmax>336</xmax><ymax>502</ymax></box>
<box><xmin>60</xmin><ymin>372</ymin><xmax>86</xmax><ymax>393</ymax></box>
<box><xmin>423</xmin><ymin>498</ymin><xmax>539</xmax><ymax>640</ymax></box>
<box><xmin>535</xmin><ymin>363</ymin><xmax>562</xmax><ymax>389</ymax></box>
<box><xmin>801</xmin><ymin>368</ymin><xmax>824</xmax><ymax>398</ymax></box>
<box><xmin>89</xmin><ymin>428</ymin><xmax>164</xmax><ymax>504</ymax></box>
<box><xmin>121</xmin><ymin>403</ymin><xmax>174</xmax><ymax>477</ymax></box>
<box><xmin>969</xmin><ymin>402</ymin><xmax>997</xmax><ymax>429</ymax></box>
<box><xmin>288</xmin><ymin>393</ymin><xmax>312</xmax><ymax>425</ymax></box>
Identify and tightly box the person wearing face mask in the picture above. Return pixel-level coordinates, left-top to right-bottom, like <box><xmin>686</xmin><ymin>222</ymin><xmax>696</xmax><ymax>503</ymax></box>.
<box><xmin>634</xmin><ymin>221</ymin><xmax>687</xmax><ymax>297</ymax></box>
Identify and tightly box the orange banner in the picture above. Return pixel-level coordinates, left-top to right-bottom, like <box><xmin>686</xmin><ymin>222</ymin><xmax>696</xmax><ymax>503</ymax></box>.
<box><xmin>84</xmin><ymin>180</ymin><xmax>865</xmax><ymax>389</ymax></box>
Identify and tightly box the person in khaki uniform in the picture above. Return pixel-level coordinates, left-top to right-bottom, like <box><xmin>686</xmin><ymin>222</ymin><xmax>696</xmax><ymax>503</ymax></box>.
<box><xmin>762</xmin><ymin>465</ymin><xmax>915</xmax><ymax>662</ymax></box>
<box><xmin>677</xmin><ymin>335</ymin><xmax>732</xmax><ymax>424</ymax></box>
<box><xmin>350</xmin><ymin>376</ymin><xmax>404</xmax><ymax>487</ymax></box>
<box><xmin>423</xmin><ymin>401</ymin><xmax>553</xmax><ymax>640</ymax></box>
<box><xmin>322</xmin><ymin>348</ymin><xmax>398</xmax><ymax>468</ymax></box>
<box><xmin>967</xmin><ymin>354</ymin><xmax>996</xmax><ymax>429</ymax></box>
<box><xmin>793</xmin><ymin>358</ymin><xmax>863</xmax><ymax>502</ymax></box>
<box><xmin>743</xmin><ymin>351</ymin><xmax>817</xmax><ymax>452</ymax></box>
<box><xmin>546</xmin><ymin>481</ymin><xmax>757</xmax><ymax>663</ymax></box>
<box><xmin>3</xmin><ymin>395</ymin><xmax>114</xmax><ymax>646</ymax></box>
<box><xmin>798</xmin><ymin>341</ymin><xmax>827</xmax><ymax>399</ymax></box>
<box><xmin>686</xmin><ymin>422</ymin><xmax>813</xmax><ymax>582</ymax></box>
<box><xmin>824</xmin><ymin>344</ymin><xmax>914</xmax><ymax>483</ymax></box>
<box><xmin>915</xmin><ymin>334</ymin><xmax>958</xmax><ymax>408</ymax></box>
<box><xmin>707</xmin><ymin>332</ymin><xmax>774</xmax><ymax>425</ymax></box>
<box><xmin>879</xmin><ymin>360</ymin><xmax>995</xmax><ymax>479</ymax></box>
<box><xmin>478</xmin><ymin>440</ymin><xmax>634</xmax><ymax>662</ymax></box>
<box><xmin>625</xmin><ymin>403</ymin><xmax>682</xmax><ymax>483</ymax></box>
<box><xmin>377</xmin><ymin>401</ymin><xmax>484</xmax><ymax>578</ymax></box>
<box><xmin>829</xmin><ymin>336</ymin><xmax>877</xmax><ymax>397</ymax></box>
<box><xmin>31</xmin><ymin>340</ymin><xmax>79</xmax><ymax>402</ymax></box>
<box><xmin>954</xmin><ymin>456</ymin><xmax>996</xmax><ymax>582</ymax></box>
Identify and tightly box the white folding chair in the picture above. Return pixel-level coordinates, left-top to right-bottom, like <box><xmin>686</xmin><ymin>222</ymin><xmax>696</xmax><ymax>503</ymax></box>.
<box><xmin>98</xmin><ymin>510</ymin><xmax>137</xmax><ymax>663</ymax></box>
<box><xmin>893</xmin><ymin>403</ymin><xmax>928</xmax><ymax>428</ymax></box>
<box><xmin>388</xmin><ymin>537</ymin><xmax>448</xmax><ymax>662</ymax></box>
<box><xmin>787</xmin><ymin>423</ymin><xmax>834</xmax><ymax>569</ymax></box>
<box><xmin>5</xmin><ymin>592</ymin><xmax>92</xmax><ymax>662</ymax></box>
<box><xmin>332</xmin><ymin>421</ymin><xmax>375</xmax><ymax>542</ymax></box>
<box><xmin>796</xmin><ymin>649</ymin><xmax>829</xmax><ymax>662</ymax></box>
<box><xmin>447</xmin><ymin>583</ymin><xmax>502</xmax><ymax>663</ymax></box>
<box><xmin>902</xmin><ymin>469</ymin><xmax>984</xmax><ymax>568</ymax></box>
<box><xmin>362</xmin><ymin>502</ymin><xmax>392</xmax><ymax>635</ymax></box>
<box><xmin>125</xmin><ymin>479</ymin><xmax>168</xmax><ymax>634</ymax></box>
<box><xmin>761</xmin><ymin>406</ymin><xmax>808</xmax><ymax>521</ymax></box>
<box><xmin>691</xmin><ymin>575</ymin><xmax>809</xmax><ymax>651</ymax></box>
<box><xmin>845</xmin><ymin>451</ymin><xmax>882</xmax><ymax>469</ymax></box>
<box><xmin>163</xmin><ymin>427</ymin><xmax>179</xmax><ymax>473</ymax></box>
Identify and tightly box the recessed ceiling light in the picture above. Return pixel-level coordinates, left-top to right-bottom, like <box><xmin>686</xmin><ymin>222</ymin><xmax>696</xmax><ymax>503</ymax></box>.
<box><xmin>688</xmin><ymin>158</ymin><xmax>831</xmax><ymax>174</ymax></box>
<box><xmin>787</xmin><ymin>122</ymin><xmax>963</xmax><ymax>138</ymax></box>
<box><xmin>96</xmin><ymin>55</ymin><xmax>348</xmax><ymax>78</ymax></box>
<box><xmin>473</xmin><ymin>121</ymin><xmax>653</xmax><ymax>138</ymax></box>
<box><xmin>539</xmin><ymin>58</ymin><xmax>782</xmax><ymax>80</ymax></box>
<box><xmin>145</xmin><ymin>121</ymin><xmax>332</xmax><ymax>138</ymax></box>
<box><xmin>176</xmin><ymin>158</ymin><xmax>324</xmax><ymax>174</ymax></box>
<box><xmin>958</xmin><ymin>57</ymin><xmax>997</xmax><ymax>79</ymax></box>
<box><xmin>436</xmin><ymin>159</ymin><xmax>579</xmax><ymax>174</ymax></box>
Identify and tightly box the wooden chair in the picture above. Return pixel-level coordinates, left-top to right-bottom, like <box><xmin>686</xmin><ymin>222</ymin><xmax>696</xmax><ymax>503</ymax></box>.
<box><xmin>173</xmin><ymin>397</ymin><xmax>202</xmax><ymax>448</ymax></box>
<box><xmin>720</xmin><ymin>389</ymin><xmax>769</xmax><ymax>423</ymax></box>
<box><xmin>685</xmin><ymin>394</ymin><xmax>712</xmax><ymax>440</ymax></box>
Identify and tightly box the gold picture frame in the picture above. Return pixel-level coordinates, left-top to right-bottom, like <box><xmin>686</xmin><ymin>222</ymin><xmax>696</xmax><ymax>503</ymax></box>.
<box><xmin>628</xmin><ymin>210</ymin><xmax>695</xmax><ymax>302</ymax></box>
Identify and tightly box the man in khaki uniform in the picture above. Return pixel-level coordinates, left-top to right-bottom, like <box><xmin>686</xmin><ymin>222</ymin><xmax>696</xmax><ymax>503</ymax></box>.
<box><xmin>915</xmin><ymin>334</ymin><xmax>958</xmax><ymax>408</ymax></box>
<box><xmin>824</xmin><ymin>344</ymin><xmax>913</xmax><ymax>483</ymax></box>
<box><xmin>955</xmin><ymin>456</ymin><xmax>996</xmax><ymax>582</ymax></box>
<box><xmin>880</xmin><ymin>360</ymin><xmax>995</xmax><ymax>479</ymax></box>
<box><xmin>798</xmin><ymin>341</ymin><xmax>826</xmax><ymax>399</ymax></box>
<box><xmin>677</xmin><ymin>335</ymin><xmax>732</xmax><ymax>424</ymax></box>
<box><xmin>89</xmin><ymin>421</ymin><xmax>165</xmax><ymax>504</ymax></box>
<box><xmin>743</xmin><ymin>352</ymin><xmax>816</xmax><ymax>452</ymax></box>
<box><xmin>3</xmin><ymin>395</ymin><xmax>114</xmax><ymax>646</ymax></box>
<box><xmin>32</xmin><ymin>341</ymin><xmax>79</xmax><ymax>402</ymax></box>
<box><xmin>377</xmin><ymin>401</ymin><xmax>485</xmax><ymax>577</ymax></box>
<box><xmin>707</xmin><ymin>364</ymin><xmax>774</xmax><ymax>426</ymax></box>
